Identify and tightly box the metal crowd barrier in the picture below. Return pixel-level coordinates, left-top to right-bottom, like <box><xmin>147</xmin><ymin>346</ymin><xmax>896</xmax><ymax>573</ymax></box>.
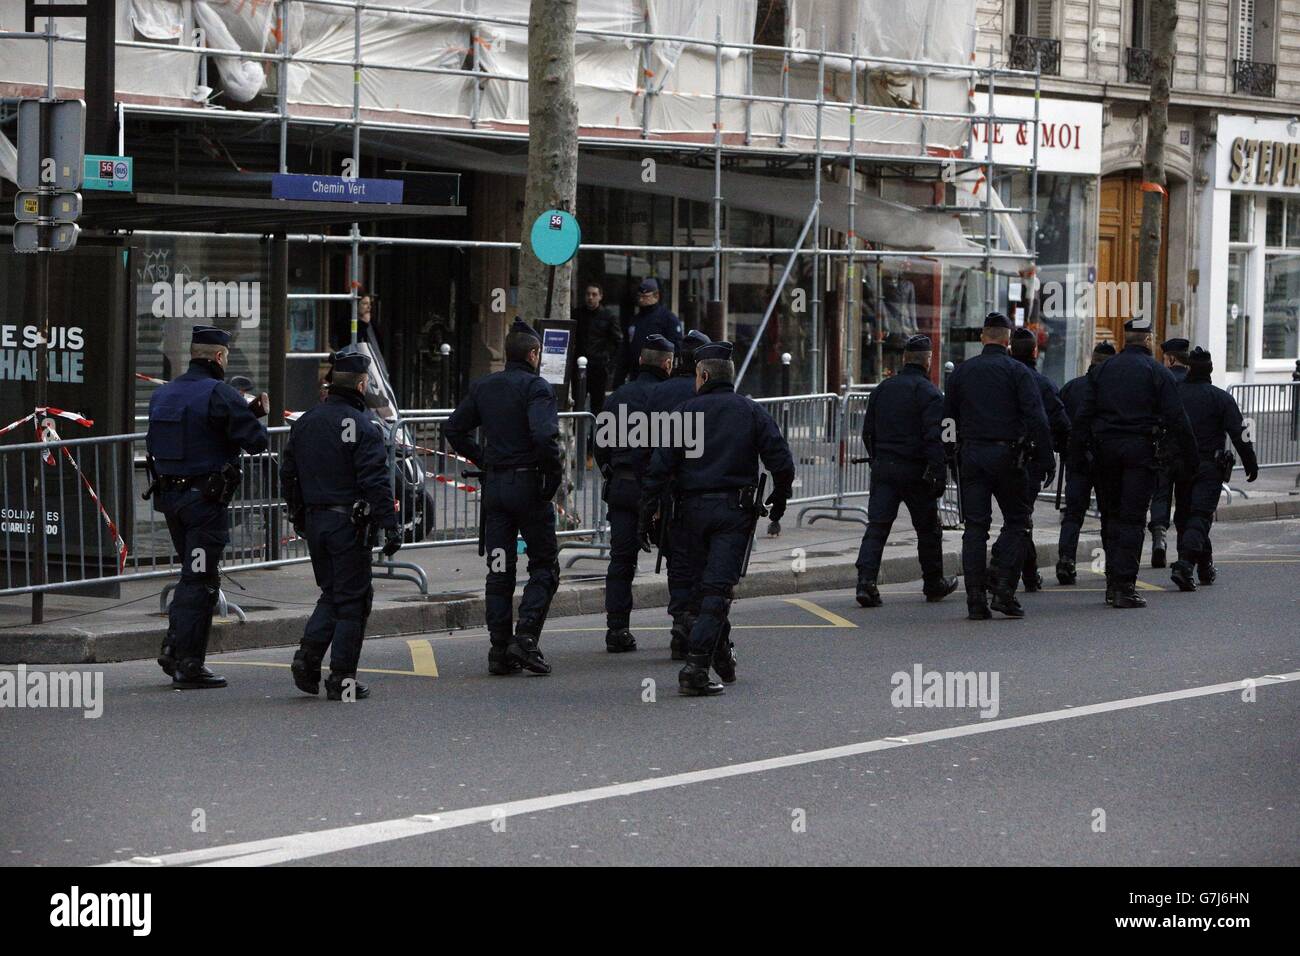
<box><xmin>1228</xmin><ymin>382</ymin><xmax>1300</xmax><ymax>486</ymax></box>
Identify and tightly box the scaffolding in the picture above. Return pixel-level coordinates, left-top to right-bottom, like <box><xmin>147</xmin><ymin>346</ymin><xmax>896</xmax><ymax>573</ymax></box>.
<box><xmin>1</xmin><ymin>0</ymin><xmax>1043</xmax><ymax>397</ymax></box>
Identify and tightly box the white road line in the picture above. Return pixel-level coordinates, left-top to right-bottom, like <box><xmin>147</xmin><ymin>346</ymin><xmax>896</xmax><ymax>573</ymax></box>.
<box><xmin>101</xmin><ymin>670</ymin><xmax>1299</xmax><ymax>868</ymax></box>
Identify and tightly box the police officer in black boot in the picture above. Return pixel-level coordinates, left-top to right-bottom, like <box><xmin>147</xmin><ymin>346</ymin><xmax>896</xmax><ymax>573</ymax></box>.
<box><xmin>1009</xmin><ymin>327</ymin><xmax>1071</xmax><ymax>593</ymax></box>
<box><xmin>1055</xmin><ymin>341</ymin><xmax>1115</xmax><ymax>584</ymax></box>
<box><xmin>650</xmin><ymin>329</ymin><xmax>710</xmax><ymax>659</ymax></box>
<box><xmin>282</xmin><ymin>347</ymin><xmax>400</xmax><ymax>700</ymax></box>
<box><xmin>641</xmin><ymin>342</ymin><xmax>794</xmax><ymax>696</ymax></box>
<box><xmin>1147</xmin><ymin>337</ymin><xmax>1190</xmax><ymax>568</ymax></box>
<box><xmin>146</xmin><ymin>326</ymin><xmax>269</xmax><ymax>689</ymax></box>
<box><xmin>943</xmin><ymin>313</ymin><xmax>1054</xmax><ymax>620</ymax></box>
<box><xmin>854</xmin><ymin>334</ymin><xmax>957</xmax><ymax>607</ymax></box>
<box><xmin>1169</xmin><ymin>347</ymin><xmax>1258</xmax><ymax>591</ymax></box>
<box><xmin>444</xmin><ymin>319</ymin><xmax>563</xmax><ymax>675</ymax></box>
<box><xmin>1069</xmin><ymin>319</ymin><xmax>1197</xmax><ymax>609</ymax></box>
<box><xmin>595</xmin><ymin>333</ymin><xmax>677</xmax><ymax>652</ymax></box>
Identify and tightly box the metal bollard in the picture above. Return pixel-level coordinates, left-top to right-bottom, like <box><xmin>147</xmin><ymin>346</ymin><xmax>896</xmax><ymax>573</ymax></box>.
<box><xmin>780</xmin><ymin>353</ymin><xmax>792</xmax><ymax>434</ymax></box>
<box><xmin>576</xmin><ymin>356</ymin><xmax>589</xmax><ymax>480</ymax></box>
<box><xmin>438</xmin><ymin>342</ymin><xmax>452</xmax><ymax>407</ymax></box>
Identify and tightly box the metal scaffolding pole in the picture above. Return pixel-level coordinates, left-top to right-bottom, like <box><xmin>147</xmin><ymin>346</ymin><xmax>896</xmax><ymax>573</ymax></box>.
<box><xmin>810</xmin><ymin>32</ymin><xmax>825</xmax><ymax>393</ymax></box>
<box><xmin>846</xmin><ymin>35</ymin><xmax>858</xmax><ymax>387</ymax></box>
<box><xmin>350</xmin><ymin>0</ymin><xmax>361</xmax><ymax>345</ymax></box>
<box><xmin>713</xmin><ymin>16</ymin><xmax>723</xmax><ymax>305</ymax></box>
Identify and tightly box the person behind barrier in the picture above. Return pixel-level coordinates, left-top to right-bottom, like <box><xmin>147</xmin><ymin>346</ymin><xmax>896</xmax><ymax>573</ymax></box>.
<box><xmin>614</xmin><ymin>278</ymin><xmax>684</xmax><ymax>389</ymax></box>
<box><xmin>1147</xmin><ymin>336</ymin><xmax>1191</xmax><ymax>569</ymax></box>
<box><xmin>443</xmin><ymin>319</ymin><xmax>563</xmax><ymax>676</ymax></box>
<box><xmin>640</xmin><ymin>341</ymin><xmax>794</xmax><ymax>697</ymax></box>
<box><xmin>1068</xmin><ymin>319</ymin><xmax>1197</xmax><ymax>609</ymax></box>
<box><xmin>942</xmin><ymin>312</ymin><xmax>1054</xmax><ymax>620</ymax></box>
<box><xmin>1169</xmin><ymin>347</ymin><xmax>1258</xmax><ymax>591</ymax></box>
<box><xmin>1009</xmin><ymin>327</ymin><xmax>1071</xmax><ymax>592</ymax></box>
<box><xmin>282</xmin><ymin>347</ymin><xmax>400</xmax><ymax>701</ymax></box>
<box><xmin>145</xmin><ymin>326</ymin><xmax>269</xmax><ymax>689</ymax></box>
<box><xmin>853</xmin><ymin>334</ymin><xmax>957</xmax><ymax>609</ymax></box>
<box><xmin>595</xmin><ymin>334</ymin><xmax>675</xmax><ymax>653</ymax></box>
<box><xmin>1055</xmin><ymin>341</ymin><xmax>1115</xmax><ymax>584</ymax></box>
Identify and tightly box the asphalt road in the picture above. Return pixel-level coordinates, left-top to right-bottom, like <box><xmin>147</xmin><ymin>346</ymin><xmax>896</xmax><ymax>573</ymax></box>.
<box><xmin>2</xmin><ymin>519</ymin><xmax>1298</xmax><ymax>867</ymax></box>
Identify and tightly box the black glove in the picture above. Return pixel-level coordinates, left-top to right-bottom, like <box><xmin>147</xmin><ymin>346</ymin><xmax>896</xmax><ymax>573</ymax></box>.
<box><xmin>922</xmin><ymin>461</ymin><xmax>946</xmax><ymax>499</ymax></box>
<box><xmin>766</xmin><ymin>518</ymin><xmax>782</xmax><ymax>537</ymax></box>
<box><xmin>1245</xmin><ymin>462</ymin><xmax>1259</xmax><ymax>482</ymax></box>
<box><xmin>636</xmin><ymin>500</ymin><xmax>658</xmax><ymax>553</ymax></box>
<box><xmin>540</xmin><ymin>467</ymin><xmax>563</xmax><ymax>502</ymax></box>
<box><xmin>381</xmin><ymin>528</ymin><xmax>402</xmax><ymax>557</ymax></box>
<box><xmin>765</xmin><ymin>490</ymin><xmax>787</xmax><ymax>524</ymax></box>
<box><xmin>1040</xmin><ymin>459</ymin><xmax>1056</xmax><ymax>489</ymax></box>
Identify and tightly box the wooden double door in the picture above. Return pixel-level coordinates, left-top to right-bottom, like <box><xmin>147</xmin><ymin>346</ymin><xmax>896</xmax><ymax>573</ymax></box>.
<box><xmin>1096</xmin><ymin>171</ymin><xmax>1169</xmax><ymax>345</ymax></box>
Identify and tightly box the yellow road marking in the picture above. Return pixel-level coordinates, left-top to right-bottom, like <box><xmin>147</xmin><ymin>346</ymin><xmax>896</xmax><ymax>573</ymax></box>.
<box><xmin>406</xmin><ymin>638</ymin><xmax>438</xmax><ymax>677</ymax></box>
<box><xmin>1134</xmin><ymin>579</ymin><xmax>1163</xmax><ymax>591</ymax></box>
<box><xmin>215</xmin><ymin>661</ymin><xmax>435</xmax><ymax>678</ymax></box>
<box><xmin>782</xmin><ymin>598</ymin><xmax>857</xmax><ymax>628</ymax></box>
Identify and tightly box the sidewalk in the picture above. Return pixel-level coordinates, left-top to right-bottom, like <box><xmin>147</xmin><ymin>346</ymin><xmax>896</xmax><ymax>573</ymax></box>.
<box><xmin>3</xmin><ymin>470</ymin><xmax>1297</xmax><ymax>664</ymax></box>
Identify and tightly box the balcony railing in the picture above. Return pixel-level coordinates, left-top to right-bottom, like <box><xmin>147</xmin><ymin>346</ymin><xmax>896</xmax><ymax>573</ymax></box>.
<box><xmin>1233</xmin><ymin>59</ymin><xmax>1277</xmax><ymax>98</ymax></box>
<box><xmin>1008</xmin><ymin>34</ymin><xmax>1061</xmax><ymax>76</ymax></box>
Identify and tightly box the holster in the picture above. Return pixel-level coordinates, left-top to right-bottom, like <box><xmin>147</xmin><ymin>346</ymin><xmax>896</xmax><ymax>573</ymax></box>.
<box><xmin>1214</xmin><ymin>449</ymin><xmax>1236</xmax><ymax>483</ymax></box>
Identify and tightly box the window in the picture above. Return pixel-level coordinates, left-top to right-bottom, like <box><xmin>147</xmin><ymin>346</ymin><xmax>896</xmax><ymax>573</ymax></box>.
<box><xmin>1131</xmin><ymin>0</ymin><xmax>1150</xmax><ymax>48</ymax></box>
<box><xmin>1263</xmin><ymin>197</ymin><xmax>1300</xmax><ymax>360</ymax></box>
<box><xmin>1014</xmin><ymin>0</ymin><xmax>1056</xmax><ymax>39</ymax></box>
<box><xmin>1226</xmin><ymin>195</ymin><xmax>1254</xmax><ymax>372</ymax></box>
<box><xmin>1233</xmin><ymin>0</ymin><xmax>1277</xmax><ymax>96</ymax></box>
<box><xmin>754</xmin><ymin>0</ymin><xmax>787</xmax><ymax>47</ymax></box>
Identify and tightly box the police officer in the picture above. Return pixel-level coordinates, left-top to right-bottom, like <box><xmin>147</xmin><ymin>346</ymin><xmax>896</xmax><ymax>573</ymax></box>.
<box><xmin>281</xmin><ymin>347</ymin><xmax>400</xmax><ymax>700</ymax></box>
<box><xmin>1009</xmin><ymin>327</ymin><xmax>1071</xmax><ymax>592</ymax></box>
<box><xmin>641</xmin><ymin>342</ymin><xmax>794</xmax><ymax>695</ymax></box>
<box><xmin>1055</xmin><ymin>340</ymin><xmax>1115</xmax><ymax>584</ymax></box>
<box><xmin>943</xmin><ymin>313</ymin><xmax>1054</xmax><ymax>620</ymax></box>
<box><xmin>614</xmin><ymin>278</ymin><xmax>684</xmax><ymax>388</ymax></box>
<box><xmin>1169</xmin><ymin>347</ymin><xmax>1258</xmax><ymax>591</ymax></box>
<box><xmin>147</xmin><ymin>326</ymin><xmax>269</xmax><ymax>688</ymax></box>
<box><xmin>594</xmin><ymin>333</ymin><xmax>677</xmax><ymax>653</ymax></box>
<box><xmin>854</xmin><ymin>334</ymin><xmax>957</xmax><ymax>608</ymax></box>
<box><xmin>1069</xmin><ymin>319</ymin><xmax>1197</xmax><ymax>608</ymax></box>
<box><xmin>650</xmin><ymin>328</ymin><xmax>710</xmax><ymax>658</ymax></box>
<box><xmin>444</xmin><ymin>319</ymin><xmax>563</xmax><ymax>675</ymax></box>
<box><xmin>1147</xmin><ymin>337</ymin><xmax>1190</xmax><ymax>568</ymax></box>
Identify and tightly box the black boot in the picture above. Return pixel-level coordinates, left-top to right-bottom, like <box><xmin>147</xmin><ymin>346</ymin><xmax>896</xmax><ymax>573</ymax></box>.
<box><xmin>1170</xmin><ymin>560</ymin><xmax>1197</xmax><ymax>592</ymax></box>
<box><xmin>678</xmin><ymin>653</ymin><xmax>724</xmax><ymax>697</ymax></box>
<box><xmin>855</xmin><ymin>572</ymin><xmax>882</xmax><ymax>607</ymax></box>
<box><xmin>325</xmin><ymin>671</ymin><xmax>371</xmax><ymax>700</ymax></box>
<box><xmin>1150</xmin><ymin>528</ymin><xmax>1167</xmax><ymax>568</ymax></box>
<box><xmin>712</xmin><ymin>637</ymin><xmax>737</xmax><ymax>684</ymax></box>
<box><xmin>966</xmin><ymin>586</ymin><xmax>991</xmax><ymax>620</ymax></box>
<box><xmin>669</xmin><ymin>616</ymin><xmax>691</xmax><ymax>661</ymax></box>
<box><xmin>157</xmin><ymin>638</ymin><xmax>177</xmax><ymax>678</ymax></box>
<box><xmin>1112</xmin><ymin>582</ymin><xmax>1147</xmax><ymax>609</ymax></box>
<box><xmin>988</xmin><ymin>573</ymin><xmax>1024</xmax><ymax>618</ymax></box>
<box><xmin>172</xmin><ymin>659</ymin><xmax>227</xmax><ymax>690</ymax></box>
<box><xmin>1197</xmin><ymin>560</ymin><xmax>1217</xmax><ymax>585</ymax></box>
<box><xmin>1055</xmin><ymin>559</ymin><xmax>1076</xmax><ymax>586</ymax></box>
<box><xmin>605</xmin><ymin>627</ymin><xmax>638</xmax><ymax>653</ymax></box>
<box><xmin>291</xmin><ymin>646</ymin><xmax>323</xmax><ymax>695</ymax></box>
<box><xmin>1105</xmin><ymin>573</ymin><xmax>1116</xmax><ymax>607</ymax></box>
<box><xmin>1022</xmin><ymin>570</ymin><xmax>1043</xmax><ymax>592</ymax></box>
<box><xmin>507</xmin><ymin>633</ymin><xmax>551</xmax><ymax>674</ymax></box>
<box><xmin>488</xmin><ymin>645</ymin><xmax>522</xmax><ymax>675</ymax></box>
<box><xmin>923</xmin><ymin>576</ymin><xmax>959</xmax><ymax>602</ymax></box>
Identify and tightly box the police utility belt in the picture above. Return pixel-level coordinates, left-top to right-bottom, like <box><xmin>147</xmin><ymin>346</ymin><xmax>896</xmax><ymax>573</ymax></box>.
<box><xmin>143</xmin><ymin>461</ymin><xmax>242</xmax><ymax>506</ymax></box>
<box><xmin>681</xmin><ymin>484</ymin><xmax>764</xmax><ymax>512</ymax></box>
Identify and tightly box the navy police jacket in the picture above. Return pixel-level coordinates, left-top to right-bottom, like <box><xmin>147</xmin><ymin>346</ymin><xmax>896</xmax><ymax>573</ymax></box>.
<box><xmin>281</xmin><ymin>387</ymin><xmax>397</xmax><ymax>530</ymax></box>
<box><xmin>862</xmin><ymin>363</ymin><xmax>945</xmax><ymax>468</ymax></box>
<box><xmin>146</xmin><ymin>359</ymin><xmax>268</xmax><ymax>477</ymax></box>
<box><xmin>595</xmin><ymin>366</ymin><xmax>669</xmax><ymax>473</ymax></box>
<box><xmin>1178</xmin><ymin>374</ymin><xmax>1258</xmax><ymax>469</ymax></box>
<box><xmin>443</xmin><ymin>359</ymin><xmax>562</xmax><ymax>473</ymax></box>
<box><xmin>942</xmin><ymin>344</ymin><xmax>1054</xmax><ymax>473</ymax></box>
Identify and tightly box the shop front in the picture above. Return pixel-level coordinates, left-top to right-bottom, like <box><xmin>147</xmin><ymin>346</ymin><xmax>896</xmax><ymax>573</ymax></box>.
<box><xmin>1199</xmin><ymin>114</ymin><xmax>1300</xmax><ymax>385</ymax></box>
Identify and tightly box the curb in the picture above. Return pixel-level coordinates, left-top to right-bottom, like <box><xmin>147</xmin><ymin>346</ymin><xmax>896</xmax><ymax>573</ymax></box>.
<box><xmin>1</xmin><ymin>534</ymin><xmax>1102</xmax><ymax>665</ymax></box>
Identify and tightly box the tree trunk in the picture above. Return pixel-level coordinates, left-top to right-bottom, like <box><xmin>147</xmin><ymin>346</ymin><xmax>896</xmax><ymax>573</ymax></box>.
<box><xmin>1137</xmin><ymin>0</ymin><xmax>1177</xmax><ymax>319</ymax></box>
<box><xmin>518</xmin><ymin>0</ymin><xmax>579</xmax><ymax>326</ymax></box>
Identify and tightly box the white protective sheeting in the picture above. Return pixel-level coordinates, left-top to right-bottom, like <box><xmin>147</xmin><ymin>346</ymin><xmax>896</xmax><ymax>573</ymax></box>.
<box><xmin>0</xmin><ymin>0</ymin><xmax>197</xmax><ymax>103</ymax></box>
<box><xmin>791</xmin><ymin>0</ymin><xmax>977</xmax><ymax>71</ymax></box>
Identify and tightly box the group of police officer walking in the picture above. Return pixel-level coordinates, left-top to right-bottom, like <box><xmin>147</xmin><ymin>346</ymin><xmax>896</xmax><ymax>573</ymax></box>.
<box><xmin>147</xmin><ymin>303</ymin><xmax>1257</xmax><ymax>700</ymax></box>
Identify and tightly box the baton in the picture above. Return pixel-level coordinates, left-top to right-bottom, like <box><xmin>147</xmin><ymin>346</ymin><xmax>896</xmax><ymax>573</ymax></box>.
<box><xmin>464</xmin><ymin>470</ymin><xmax>485</xmax><ymax>556</ymax></box>
<box><xmin>739</xmin><ymin>473</ymin><xmax>769</xmax><ymax>578</ymax></box>
<box><xmin>1054</xmin><ymin>455</ymin><xmax>1065</xmax><ymax>511</ymax></box>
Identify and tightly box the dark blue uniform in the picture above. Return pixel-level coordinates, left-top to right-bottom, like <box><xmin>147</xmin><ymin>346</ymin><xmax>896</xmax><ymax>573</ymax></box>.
<box><xmin>282</xmin><ymin>386</ymin><xmax>396</xmax><ymax>681</ymax></box>
<box><xmin>444</xmin><ymin>358</ymin><xmax>563</xmax><ymax>662</ymax></box>
<box><xmin>854</xmin><ymin>363</ymin><xmax>949</xmax><ymax>592</ymax></box>
<box><xmin>1019</xmin><ymin>363</ymin><xmax>1070</xmax><ymax>588</ymax></box>
<box><xmin>147</xmin><ymin>359</ymin><xmax>268</xmax><ymax>681</ymax></box>
<box><xmin>643</xmin><ymin>381</ymin><xmax>794</xmax><ymax>679</ymax></box>
<box><xmin>616</xmin><ymin>303</ymin><xmax>683</xmax><ymax>387</ymax></box>
<box><xmin>1069</xmin><ymin>344</ymin><xmax>1196</xmax><ymax>600</ymax></box>
<box><xmin>1171</xmin><ymin>371</ymin><xmax>1258</xmax><ymax>585</ymax></box>
<box><xmin>943</xmin><ymin>344</ymin><xmax>1053</xmax><ymax>610</ymax></box>
<box><xmin>595</xmin><ymin>365</ymin><xmax>669</xmax><ymax>639</ymax></box>
<box><xmin>649</xmin><ymin>369</ymin><xmax>701</xmax><ymax>637</ymax></box>
<box><xmin>1055</xmin><ymin>372</ymin><xmax>1099</xmax><ymax>577</ymax></box>
<box><xmin>1147</xmin><ymin>363</ymin><xmax>1189</xmax><ymax>547</ymax></box>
